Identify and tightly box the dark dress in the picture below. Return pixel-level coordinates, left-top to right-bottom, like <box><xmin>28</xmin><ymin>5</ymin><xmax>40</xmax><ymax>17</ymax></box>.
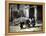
<box><xmin>31</xmin><ymin>18</ymin><xmax>35</xmax><ymax>27</ymax></box>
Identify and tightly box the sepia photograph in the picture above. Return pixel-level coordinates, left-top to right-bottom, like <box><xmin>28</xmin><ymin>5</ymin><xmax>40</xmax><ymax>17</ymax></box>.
<box><xmin>9</xmin><ymin>3</ymin><xmax>43</xmax><ymax>32</ymax></box>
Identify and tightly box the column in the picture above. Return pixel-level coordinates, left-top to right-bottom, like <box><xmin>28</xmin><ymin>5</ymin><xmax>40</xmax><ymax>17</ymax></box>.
<box><xmin>34</xmin><ymin>6</ymin><xmax>37</xmax><ymax>25</ymax></box>
<box><xmin>24</xmin><ymin>5</ymin><xmax>29</xmax><ymax>18</ymax></box>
